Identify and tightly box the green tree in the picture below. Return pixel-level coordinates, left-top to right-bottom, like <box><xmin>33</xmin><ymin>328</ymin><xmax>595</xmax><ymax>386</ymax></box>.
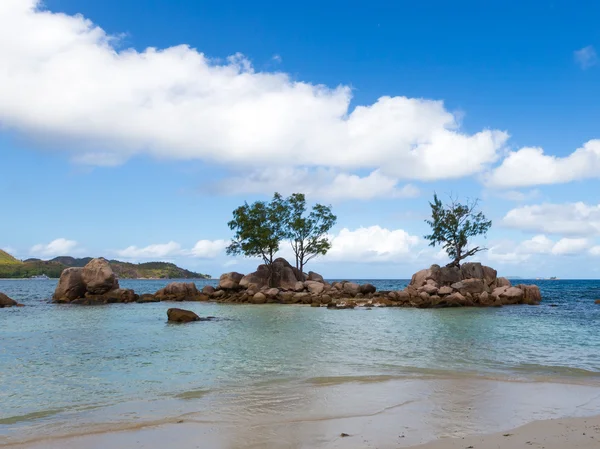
<box><xmin>226</xmin><ymin>193</ymin><xmax>290</xmax><ymax>285</ymax></box>
<box><xmin>286</xmin><ymin>193</ymin><xmax>337</xmax><ymax>273</ymax></box>
<box><xmin>424</xmin><ymin>194</ymin><xmax>492</xmax><ymax>267</ymax></box>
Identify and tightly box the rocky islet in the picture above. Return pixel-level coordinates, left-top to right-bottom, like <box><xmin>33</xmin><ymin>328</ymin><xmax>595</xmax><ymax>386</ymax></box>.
<box><xmin>45</xmin><ymin>257</ymin><xmax>542</xmax><ymax>308</ymax></box>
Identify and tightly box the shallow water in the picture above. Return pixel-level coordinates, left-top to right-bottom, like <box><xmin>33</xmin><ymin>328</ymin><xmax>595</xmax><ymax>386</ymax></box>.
<box><xmin>1</xmin><ymin>278</ymin><xmax>600</xmax><ymax>444</ymax></box>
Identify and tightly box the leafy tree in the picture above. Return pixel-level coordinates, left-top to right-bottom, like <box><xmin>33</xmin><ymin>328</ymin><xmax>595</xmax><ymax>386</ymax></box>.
<box><xmin>424</xmin><ymin>193</ymin><xmax>492</xmax><ymax>268</ymax></box>
<box><xmin>226</xmin><ymin>193</ymin><xmax>290</xmax><ymax>285</ymax></box>
<box><xmin>286</xmin><ymin>193</ymin><xmax>337</xmax><ymax>273</ymax></box>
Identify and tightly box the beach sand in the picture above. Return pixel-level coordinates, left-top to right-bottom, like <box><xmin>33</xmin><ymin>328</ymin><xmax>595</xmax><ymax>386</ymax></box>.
<box><xmin>3</xmin><ymin>378</ymin><xmax>600</xmax><ymax>448</ymax></box>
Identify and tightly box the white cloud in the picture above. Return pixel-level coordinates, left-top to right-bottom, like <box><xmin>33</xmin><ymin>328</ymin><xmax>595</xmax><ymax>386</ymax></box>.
<box><xmin>487</xmin><ymin>235</ymin><xmax>590</xmax><ymax>264</ymax></box>
<box><xmin>0</xmin><ymin>0</ymin><xmax>507</xmax><ymax>182</ymax></box>
<box><xmin>116</xmin><ymin>241</ymin><xmax>183</xmax><ymax>259</ymax></box>
<box><xmin>574</xmin><ymin>45</ymin><xmax>598</xmax><ymax>69</ymax></box>
<box><xmin>590</xmin><ymin>246</ymin><xmax>600</xmax><ymax>256</ymax></box>
<box><xmin>503</xmin><ymin>202</ymin><xmax>600</xmax><ymax>236</ymax></box>
<box><xmin>485</xmin><ymin>140</ymin><xmax>600</xmax><ymax>188</ymax></box>
<box><xmin>115</xmin><ymin>239</ymin><xmax>227</xmax><ymax>260</ymax></box>
<box><xmin>494</xmin><ymin>189</ymin><xmax>541</xmax><ymax>202</ymax></box>
<box><xmin>551</xmin><ymin>238</ymin><xmax>589</xmax><ymax>255</ymax></box>
<box><xmin>188</xmin><ymin>239</ymin><xmax>228</xmax><ymax>258</ymax></box>
<box><xmin>30</xmin><ymin>238</ymin><xmax>79</xmax><ymax>257</ymax></box>
<box><xmin>214</xmin><ymin>168</ymin><xmax>420</xmax><ymax>200</ymax></box>
<box><xmin>324</xmin><ymin>226</ymin><xmax>421</xmax><ymax>263</ymax></box>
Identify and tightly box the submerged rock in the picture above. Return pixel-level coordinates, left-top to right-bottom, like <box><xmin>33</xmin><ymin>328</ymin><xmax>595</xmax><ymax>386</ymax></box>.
<box><xmin>0</xmin><ymin>292</ymin><xmax>18</xmax><ymax>308</ymax></box>
<box><xmin>167</xmin><ymin>308</ymin><xmax>201</xmax><ymax>323</ymax></box>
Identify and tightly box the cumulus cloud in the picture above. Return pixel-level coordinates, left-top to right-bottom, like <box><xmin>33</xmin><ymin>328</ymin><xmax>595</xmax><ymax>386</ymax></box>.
<box><xmin>502</xmin><ymin>202</ymin><xmax>600</xmax><ymax>236</ymax></box>
<box><xmin>574</xmin><ymin>45</ymin><xmax>598</xmax><ymax>69</ymax></box>
<box><xmin>485</xmin><ymin>140</ymin><xmax>600</xmax><ymax>188</ymax></box>
<box><xmin>0</xmin><ymin>0</ymin><xmax>507</xmax><ymax>186</ymax></box>
<box><xmin>487</xmin><ymin>234</ymin><xmax>590</xmax><ymax>264</ymax></box>
<box><xmin>324</xmin><ymin>226</ymin><xmax>421</xmax><ymax>263</ymax></box>
<box><xmin>590</xmin><ymin>246</ymin><xmax>600</xmax><ymax>256</ymax></box>
<box><xmin>116</xmin><ymin>239</ymin><xmax>227</xmax><ymax>260</ymax></box>
<box><xmin>189</xmin><ymin>239</ymin><xmax>228</xmax><ymax>258</ymax></box>
<box><xmin>214</xmin><ymin>168</ymin><xmax>420</xmax><ymax>200</ymax></box>
<box><xmin>116</xmin><ymin>241</ymin><xmax>183</xmax><ymax>259</ymax></box>
<box><xmin>30</xmin><ymin>238</ymin><xmax>79</xmax><ymax>257</ymax></box>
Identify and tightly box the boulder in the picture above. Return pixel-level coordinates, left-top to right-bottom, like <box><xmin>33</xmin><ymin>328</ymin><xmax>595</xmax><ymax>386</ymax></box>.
<box><xmin>359</xmin><ymin>284</ymin><xmax>377</xmax><ymax>295</ymax></box>
<box><xmin>482</xmin><ymin>266</ymin><xmax>497</xmax><ymax>286</ymax></box>
<box><xmin>264</xmin><ymin>288</ymin><xmax>280</xmax><ymax>298</ymax></box>
<box><xmin>437</xmin><ymin>265</ymin><xmax>462</xmax><ymax>286</ymax></box>
<box><xmin>202</xmin><ymin>285</ymin><xmax>216</xmax><ymax>295</ymax></box>
<box><xmin>445</xmin><ymin>292</ymin><xmax>469</xmax><ymax>307</ymax></box>
<box><xmin>418</xmin><ymin>284</ymin><xmax>438</xmax><ymax>295</ymax></box>
<box><xmin>497</xmin><ymin>277</ymin><xmax>511</xmax><ymax>288</ymax></box>
<box><xmin>251</xmin><ymin>292</ymin><xmax>267</xmax><ymax>304</ymax></box>
<box><xmin>460</xmin><ymin>262</ymin><xmax>484</xmax><ymax>281</ymax></box>
<box><xmin>410</xmin><ymin>268</ymin><xmax>430</xmax><ymax>288</ymax></box>
<box><xmin>239</xmin><ymin>258</ymin><xmax>302</xmax><ymax>290</ymax></box>
<box><xmin>343</xmin><ymin>282</ymin><xmax>360</xmax><ymax>296</ymax></box>
<box><xmin>460</xmin><ymin>278</ymin><xmax>485</xmax><ymax>295</ymax></box>
<box><xmin>81</xmin><ymin>258</ymin><xmax>119</xmax><ymax>295</ymax></box>
<box><xmin>595</xmin><ymin>299</ymin><xmax>600</xmax><ymax>305</ymax></box>
<box><xmin>438</xmin><ymin>286</ymin><xmax>453</xmax><ymax>296</ymax></box>
<box><xmin>307</xmin><ymin>271</ymin><xmax>325</xmax><ymax>283</ymax></box>
<box><xmin>517</xmin><ymin>284</ymin><xmax>542</xmax><ymax>305</ymax></box>
<box><xmin>167</xmin><ymin>308</ymin><xmax>200</xmax><ymax>323</ymax></box>
<box><xmin>501</xmin><ymin>287</ymin><xmax>524</xmax><ymax>304</ymax></box>
<box><xmin>0</xmin><ymin>292</ymin><xmax>18</xmax><ymax>308</ymax></box>
<box><xmin>218</xmin><ymin>272</ymin><xmax>244</xmax><ymax>290</ymax></box>
<box><xmin>53</xmin><ymin>267</ymin><xmax>86</xmax><ymax>301</ymax></box>
<box><xmin>451</xmin><ymin>281</ymin><xmax>464</xmax><ymax>290</ymax></box>
<box><xmin>306</xmin><ymin>282</ymin><xmax>325</xmax><ymax>295</ymax></box>
<box><xmin>137</xmin><ymin>294</ymin><xmax>160</xmax><ymax>303</ymax></box>
<box><xmin>395</xmin><ymin>291</ymin><xmax>410</xmax><ymax>302</ymax></box>
<box><xmin>294</xmin><ymin>281</ymin><xmax>305</xmax><ymax>292</ymax></box>
<box><xmin>155</xmin><ymin>282</ymin><xmax>199</xmax><ymax>300</ymax></box>
<box><xmin>102</xmin><ymin>288</ymin><xmax>138</xmax><ymax>303</ymax></box>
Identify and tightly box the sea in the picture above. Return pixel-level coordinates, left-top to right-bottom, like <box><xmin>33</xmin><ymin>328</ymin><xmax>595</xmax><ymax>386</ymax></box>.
<box><xmin>1</xmin><ymin>278</ymin><xmax>600</xmax><ymax>447</ymax></box>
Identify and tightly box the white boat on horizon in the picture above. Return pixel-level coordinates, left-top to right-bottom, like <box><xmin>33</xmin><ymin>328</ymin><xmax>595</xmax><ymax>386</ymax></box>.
<box><xmin>30</xmin><ymin>274</ymin><xmax>50</xmax><ymax>280</ymax></box>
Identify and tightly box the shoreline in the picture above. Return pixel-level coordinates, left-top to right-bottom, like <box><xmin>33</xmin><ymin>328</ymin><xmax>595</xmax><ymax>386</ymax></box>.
<box><xmin>3</xmin><ymin>377</ymin><xmax>600</xmax><ymax>449</ymax></box>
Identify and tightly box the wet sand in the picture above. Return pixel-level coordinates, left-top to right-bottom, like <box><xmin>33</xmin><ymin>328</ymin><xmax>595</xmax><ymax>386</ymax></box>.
<box><xmin>3</xmin><ymin>377</ymin><xmax>600</xmax><ymax>448</ymax></box>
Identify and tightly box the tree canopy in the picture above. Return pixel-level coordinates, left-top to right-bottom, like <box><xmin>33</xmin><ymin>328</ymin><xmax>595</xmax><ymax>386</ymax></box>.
<box><xmin>424</xmin><ymin>193</ymin><xmax>492</xmax><ymax>267</ymax></box>
<box><xmin>287</xmin><ymin>193</ymin><xmax>337</xmax><ymax>273</ymax></box>
<box><xmin>226</xmin><ymin>192</ymin><xmax>336</xmax><ymax>275</ymax></box>
<box><xmin>226</xmin><ymin>192</ymin><xmax>290</xmax><ymax>269</ymax></box>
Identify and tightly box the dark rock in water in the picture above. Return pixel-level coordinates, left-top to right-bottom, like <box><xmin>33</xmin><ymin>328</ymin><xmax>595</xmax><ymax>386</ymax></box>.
<box><xmin>167</xmin><ymin>308</ymin><xmax>201</xmax><ymax>323</ymax></box>
<box><xmin>81</xmin><ymin>258</ymin><xmax>119</xmax><ymax>295</ymax></box>
<box><xmin>53</xmin><ymin>267</ymin><xmax>86</xmax><ymax>301</ymax></box>
<box><xmin>595</xmin><ymin>299</ymin><xmax>600</xmax><ymax>305</ymax></box>
<box><xmin>0</xmin><ymin>292</ymin><xmax>18</xmax><ymax>308</ymax></box>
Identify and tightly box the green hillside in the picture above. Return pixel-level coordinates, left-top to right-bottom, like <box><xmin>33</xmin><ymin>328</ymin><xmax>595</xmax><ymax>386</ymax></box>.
<box><xmin>0</xmin><ymin>251</ymin><xmax>211</xmax><ymax>279</ymax></box>
<box><xmin>0</xmin><ymin>249</ymin><xmax>21</xmax><ymax>265</ymax></box>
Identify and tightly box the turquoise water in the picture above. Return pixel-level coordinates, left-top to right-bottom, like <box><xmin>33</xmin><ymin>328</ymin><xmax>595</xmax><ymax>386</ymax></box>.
<box><xmin>1</xmin><ymin>278</ymin><xmax>600</xmax><ymax>444</ymax></box>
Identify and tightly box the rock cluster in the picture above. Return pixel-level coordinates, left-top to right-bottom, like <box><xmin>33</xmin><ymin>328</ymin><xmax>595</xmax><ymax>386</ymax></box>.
<box><xmin>53</xmin><ymin>258</ymin><xmax>137</xmax><ymax>304</ymax></box>
<box><xmin>52</xmin><ymin>257</ymin><xmax>541</xmax><ymax>308</ymax></box>
<box><xmin>399</xmin><ymin>262</ymin><xmax>541</xmax><ymax>308</ymax></box>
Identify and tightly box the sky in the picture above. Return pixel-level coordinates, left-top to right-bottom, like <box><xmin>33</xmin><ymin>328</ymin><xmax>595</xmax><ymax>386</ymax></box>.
<box><xmin>1</xmin><ymin>0</ymin><xmax>599</xmax><ymax>278</ymax></box>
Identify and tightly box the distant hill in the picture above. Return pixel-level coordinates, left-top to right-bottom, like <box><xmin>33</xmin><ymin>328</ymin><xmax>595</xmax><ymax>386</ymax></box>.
<box><xmin>0</xmin><ymin>251</ymin><xmax>211</xmax><ymax>279</ymax></box>
<box><xmin>0</xmin><ymin>249</ymin><xmax>21</xmax><ymax>265</ymax></box>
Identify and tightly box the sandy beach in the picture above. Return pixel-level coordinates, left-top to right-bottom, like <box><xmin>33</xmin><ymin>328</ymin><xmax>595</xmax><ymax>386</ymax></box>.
<box><xmin>3</xmin><ymin>377</ymin><xmax>600</xmax><ymax>449</ymax></box>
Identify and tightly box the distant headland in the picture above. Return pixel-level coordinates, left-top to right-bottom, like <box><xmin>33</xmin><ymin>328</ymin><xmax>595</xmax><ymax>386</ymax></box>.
<box><xmin>0</xmin><ymin>250</ymin><xmax>210</xmax><ymax>279</ymax></box>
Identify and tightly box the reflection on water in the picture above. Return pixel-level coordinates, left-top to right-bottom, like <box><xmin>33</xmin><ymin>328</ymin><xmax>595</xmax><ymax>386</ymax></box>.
<box><xmin>0</xmin><ymin>278</ymin><xmax>600</xmax><ymax>445</ymax></box>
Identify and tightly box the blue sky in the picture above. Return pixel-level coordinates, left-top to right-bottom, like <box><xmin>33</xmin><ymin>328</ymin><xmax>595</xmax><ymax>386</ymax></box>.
<box><xmin>1</xmin><ymin>0</ymin><xmax>599</xmax><ymax>278</ymax></box>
